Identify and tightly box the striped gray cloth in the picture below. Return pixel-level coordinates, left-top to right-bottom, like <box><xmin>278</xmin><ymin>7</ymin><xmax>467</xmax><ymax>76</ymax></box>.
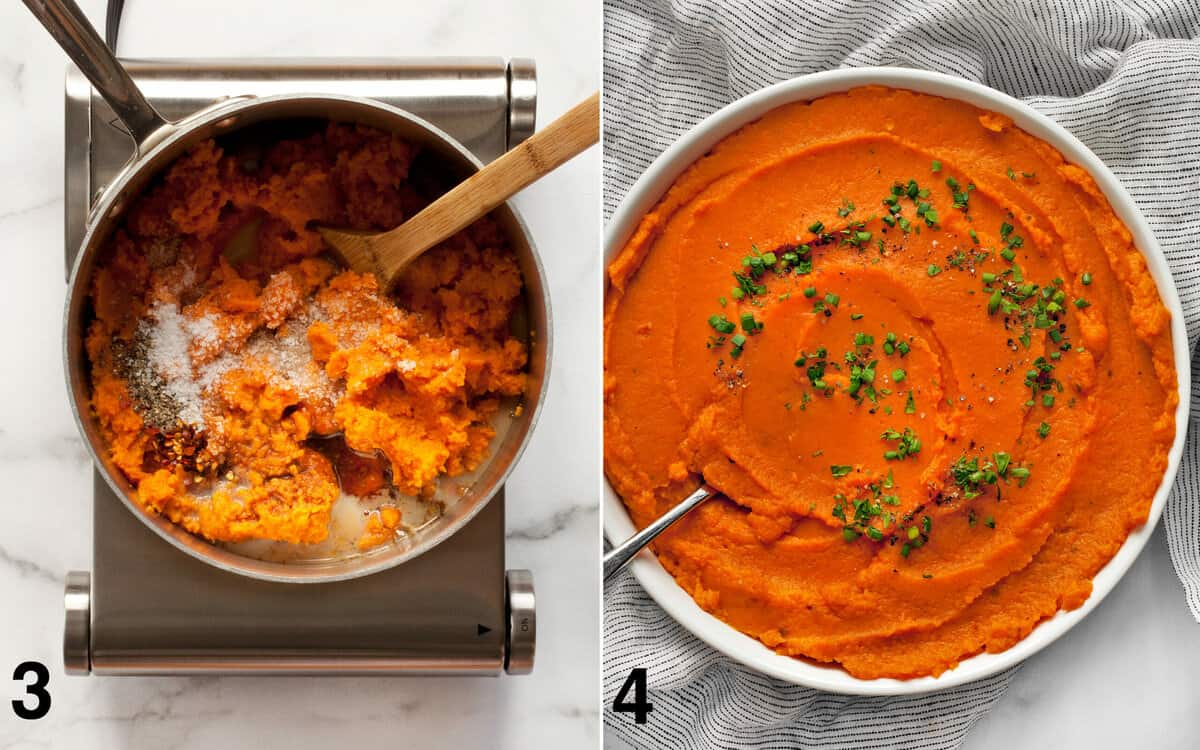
<box><xmin>602</xmin><ymin>1</ymin><xmax>1200</xmax><ymax>747</ymax></box>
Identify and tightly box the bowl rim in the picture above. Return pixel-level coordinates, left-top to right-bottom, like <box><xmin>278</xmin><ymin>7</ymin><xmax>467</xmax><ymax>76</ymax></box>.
<box><xmin>602</xmin><ymin>66</ymin><xmax>1191</xmax><ymax>695</ymax></box>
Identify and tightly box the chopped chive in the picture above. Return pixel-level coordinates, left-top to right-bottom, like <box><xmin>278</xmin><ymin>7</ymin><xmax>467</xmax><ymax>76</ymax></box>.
<box><xmin>708</xmin><ymin>314</ymin><xmax>735</xmax><ymax>334</ymax></box>
<box><xmin>831</xmin><ymin>465</ymin><xmax>853</xmax><ymax>478</ymax></box>
<box><xmin>905</xmin><ymin>391</ymin><xmax>916</xmax><ymax>414</ymax></box>
<box><xmin>987</xmin><ymin>289</ymin><xmax>1002</xmax><ymax>314</ymax></box>
<box><xmin>1081</xmin><ymin>272</ymin><xmax>1093</xmax><ymax>286</ymax></box>
<box><xmin>892</xmin><ymin>368</ymin><xmax>906</xmax><ymax>382</ymax></box>
<box><xmin>927</xmin><ymin>264</ymin><xmax>942</xmax><ymax>277</ymax></box>
<box><xmin>804</xmin><ymin>286</ymin><xmax>817</xmax><ymax>298</ymax></box>
<box><xmin>1038</xmin><ymin>421</ymin><xmax>1051</xmax><ymax>438</ymax></box>
<box><xmin>730</xmin><ymin>338</ymin><xmax>746</xmax><ymax>359</ymax></box>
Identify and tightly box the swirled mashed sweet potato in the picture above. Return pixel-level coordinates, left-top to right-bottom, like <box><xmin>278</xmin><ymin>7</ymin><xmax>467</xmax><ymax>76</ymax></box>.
<box><xmin>87</xmin><ymin>123</ymin><xmax>527</xmax><ymax>551</ymax></box>
<box><xmin>604</xmin><ymin>87</ymin><xmax>1176</xmax><ymax>679</ymax></box>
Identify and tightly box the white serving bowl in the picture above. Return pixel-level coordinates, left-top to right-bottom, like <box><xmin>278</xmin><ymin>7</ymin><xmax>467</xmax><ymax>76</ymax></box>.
<box><xmin>603</xmin><ymin>66</ymin><xmax>1191</xmax><ymax>695</ymax></box>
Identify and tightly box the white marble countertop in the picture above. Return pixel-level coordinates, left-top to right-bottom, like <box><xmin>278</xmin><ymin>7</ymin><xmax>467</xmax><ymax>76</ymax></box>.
<box><xmin>4</xmin><ymin>0</ymin><xmax>1199</xmax><ymax>747</ymax></box>
<box><xmin>0</xmin><ymin>1</ymin><xmax>598</xmax><ymax>748</ymax></box>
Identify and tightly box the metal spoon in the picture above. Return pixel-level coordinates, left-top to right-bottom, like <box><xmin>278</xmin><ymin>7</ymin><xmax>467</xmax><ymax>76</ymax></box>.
<box><xmin>603</xmin><ymin>484</ymin><xmax>715</xmax><ymax>583</ymax></box>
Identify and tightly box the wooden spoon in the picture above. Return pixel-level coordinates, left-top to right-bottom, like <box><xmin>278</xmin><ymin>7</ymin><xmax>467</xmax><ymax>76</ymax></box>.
<box><xmin>319</xmin><ymin>91</ymin><xmax>599</xmax><ymax>289</ymax></box>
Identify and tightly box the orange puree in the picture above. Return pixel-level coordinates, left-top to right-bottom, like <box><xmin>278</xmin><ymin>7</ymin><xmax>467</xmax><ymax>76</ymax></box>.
<box><xmin>604</xmin><ymin>87</ymin><xmax>1176</xmax><ymax>679</ymax></box>
<box><xmin>87</xmin><ymin>123</ymin><xmax>527</xmax><ymax>550</ymax></box>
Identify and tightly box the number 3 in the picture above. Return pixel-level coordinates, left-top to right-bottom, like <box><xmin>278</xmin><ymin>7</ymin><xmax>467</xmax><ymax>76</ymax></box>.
<box><xmin>12</xmin><ymin>662</ymin><xmax>51</xmax><ymax>720</ymax></box>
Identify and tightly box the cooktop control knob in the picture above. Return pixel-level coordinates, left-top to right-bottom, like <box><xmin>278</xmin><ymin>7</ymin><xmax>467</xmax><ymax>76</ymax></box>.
<box><xmin>63</xmin><ymin>570</ymin><xmax>91</xmax><ymax>676</ymax></box>
<box><xmin>504</xmin><ymin>569</ymin><xmax>535</xmax><ymax>675</ymax></box>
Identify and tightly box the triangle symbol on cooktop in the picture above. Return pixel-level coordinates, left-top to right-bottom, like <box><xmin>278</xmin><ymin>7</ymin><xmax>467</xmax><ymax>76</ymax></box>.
<box><xmin>477</xmin><ymin>624</ymin><xmax>492</xmax><ymax>636</ymax></box>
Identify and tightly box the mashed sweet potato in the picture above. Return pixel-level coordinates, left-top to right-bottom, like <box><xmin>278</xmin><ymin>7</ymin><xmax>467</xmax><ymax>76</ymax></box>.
<box><xmin>604</xmin><ymin>87</ymin><xmax>1177</xmax><ymax>679</ymax></box>
<box><xmin>87</xmin><ymin>123</ymin><xmax>527</xmax><ymax>550</ymax></box>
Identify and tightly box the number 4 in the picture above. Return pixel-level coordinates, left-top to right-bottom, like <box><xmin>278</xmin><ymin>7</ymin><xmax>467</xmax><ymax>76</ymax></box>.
<box><xmin>612</xmin><ymin>667</ymin><xmax>652</xmax><ymax>724</ymax></box>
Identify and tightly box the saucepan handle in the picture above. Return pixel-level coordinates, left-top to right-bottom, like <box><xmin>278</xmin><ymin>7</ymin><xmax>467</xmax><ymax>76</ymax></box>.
<box><xmin>22</xmin><ymin>0</ymin><xmax>169</xmax><ymax>149</ymax></box>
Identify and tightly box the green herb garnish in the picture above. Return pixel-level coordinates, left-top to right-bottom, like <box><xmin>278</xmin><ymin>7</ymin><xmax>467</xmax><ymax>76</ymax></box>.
<box><xmin>881</xmin><ymin>427</ymin><xmax>921</xmax><ymax>461</ymax></box>
<box><xmin>708</xmin><ymin>314</ymin><xmax>735</xmax><ymax>334</ymax></box>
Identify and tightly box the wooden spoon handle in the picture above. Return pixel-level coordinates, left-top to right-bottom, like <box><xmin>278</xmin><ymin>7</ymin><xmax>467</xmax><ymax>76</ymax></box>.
<box><xmin>376</xmin><ymin>90</ymin><xmax>600</xmax><ymax>284</ymax></box>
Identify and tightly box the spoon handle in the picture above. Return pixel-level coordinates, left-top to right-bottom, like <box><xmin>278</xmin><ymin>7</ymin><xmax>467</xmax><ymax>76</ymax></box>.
<box><xmin>22</xmin><ymin>0</ymin><xmax>168</xmax><ymax>147</ymax></box>
<box><xmin>375</xmin><ymin>90</ymin><xmax>600</xmax><ymax>286</ymax></box>
<box><xmin>604</xmin><ymin>484</ymin><xmax>715</xmax><ymax>584</ymax></box>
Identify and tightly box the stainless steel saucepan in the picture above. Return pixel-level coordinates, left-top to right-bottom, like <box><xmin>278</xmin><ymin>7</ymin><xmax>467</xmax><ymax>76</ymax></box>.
<box><xmin>25</xmin><ymin>0</ymin><xmax>551</xmax><ymax>583</ymax></box>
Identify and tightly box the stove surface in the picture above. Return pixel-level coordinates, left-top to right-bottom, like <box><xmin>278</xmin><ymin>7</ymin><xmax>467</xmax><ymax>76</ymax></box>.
<box><xmin>62</xmin><ymin>58</ymin><xmax>536</xmax><ymax>676</ymax></box>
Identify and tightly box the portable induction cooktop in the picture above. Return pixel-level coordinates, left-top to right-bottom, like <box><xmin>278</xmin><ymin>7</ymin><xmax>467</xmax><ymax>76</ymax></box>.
<box><xmin>60</xmin><ymin>57</ymin><xmax>538</xmax><ymax>676</ymax></box>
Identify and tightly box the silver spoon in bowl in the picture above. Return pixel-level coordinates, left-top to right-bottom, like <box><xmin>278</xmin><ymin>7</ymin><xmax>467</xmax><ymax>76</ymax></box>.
<box><xmin>603</xmin><ymin>484</ymin><xmax>716</xmax><ymax>583</ymax></box>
